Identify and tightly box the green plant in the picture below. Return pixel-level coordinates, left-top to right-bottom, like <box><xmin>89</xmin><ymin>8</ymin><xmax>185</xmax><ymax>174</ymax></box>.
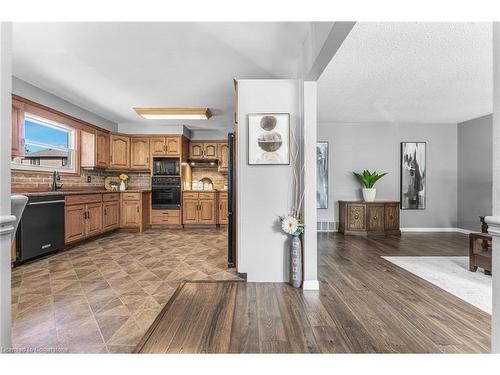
<box><xmin>353</xmin><ymin>170</ymin><xmax>388</xmax><ymax>188</ymax></box>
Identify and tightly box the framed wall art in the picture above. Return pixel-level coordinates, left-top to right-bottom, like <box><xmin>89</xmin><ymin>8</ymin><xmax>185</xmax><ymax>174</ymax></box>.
<box><xmin>400</xmin><ymin>142</ymin><xmax>426</xmax><ymax>210</ymax></box>
<box><xmin>316</xmin><ymin>142</ymin><xmax>328</xmax><ymax>209</ymax></box>
<box><xmin>248</xmin><ymin>113</ymin><xmax>290</xmax><ymax>165</ymax></box>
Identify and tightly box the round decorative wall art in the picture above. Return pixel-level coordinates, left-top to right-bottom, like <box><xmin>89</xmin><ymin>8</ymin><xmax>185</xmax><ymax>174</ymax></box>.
<box><xmin>248</xmin><ymin>113</ymin><xmax>290</xmax><ymax>165</ymax></box>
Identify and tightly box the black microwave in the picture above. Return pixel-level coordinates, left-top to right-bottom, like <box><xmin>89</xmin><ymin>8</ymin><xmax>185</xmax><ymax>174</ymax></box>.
<box><xmin>152</xmin><ymin>158</ymin><xmax>180</xmax><ymax>176</ymax></box>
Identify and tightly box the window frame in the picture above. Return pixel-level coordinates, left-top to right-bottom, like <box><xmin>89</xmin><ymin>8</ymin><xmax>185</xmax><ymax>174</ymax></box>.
<box><xmin>12</xmin><ymin>112</ymin><xmax>77</xmax><ymax>174</ymax></box>
<box><xmin>11</xmin><ymin>95</ymin><xmax>83</xmax><ymax>177</ymax></box>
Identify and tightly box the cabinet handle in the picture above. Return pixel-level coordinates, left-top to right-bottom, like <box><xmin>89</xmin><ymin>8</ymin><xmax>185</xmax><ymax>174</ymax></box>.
<box><xmin>110</xmin><ymin>154</ymin><xmax>113</xmax><ymax>162</ymax></box>
<box><xmin>373</xmin><ymin>216</ymin><xmax>377</xmax><ymax>220</ymax></box>
<box><xmin>104</xmin><ymin>208</ymin><xmax>107</xmax><ymax>215</ymax></box>
<box><xmin>83</xmin><ymin>212</ymin><xmax>87</xmax><ymax>219</ymax></box>
<box><xmin>354</xmin><ymin>215</ymin><xmax>359</xmax><ymax>220</ymax></box>
<box><xmin>136</xmin><ymin>206</ymin><xmax>139</xmax><ymax>213</ymax></box>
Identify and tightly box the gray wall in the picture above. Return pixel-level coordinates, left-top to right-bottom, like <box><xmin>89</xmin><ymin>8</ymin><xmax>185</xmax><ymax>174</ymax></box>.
<box><xmin>317</xmin><ymin>122</ymin><xmax>458</xmax><ymax>229</ymax></box>
<box><xmin>237</xmin><ymin>79</ymin><xmax>300</xmax><ymax>282</ymax></box>
<box><xmin>12</xmin><ymin>77</ymin><xmax>118</xmax><ymax>132</ymax></box>
<box><xmin>458</xmin><ymin>114</ymin><xmax>493</xmax><ymax>231</ymax></box>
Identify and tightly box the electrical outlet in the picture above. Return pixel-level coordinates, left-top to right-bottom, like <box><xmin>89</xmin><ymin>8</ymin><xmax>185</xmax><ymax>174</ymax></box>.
<box><xmin>87</xmin><ymin>176</ymin><xmax>91</xmax><ymax>183</ymax></box>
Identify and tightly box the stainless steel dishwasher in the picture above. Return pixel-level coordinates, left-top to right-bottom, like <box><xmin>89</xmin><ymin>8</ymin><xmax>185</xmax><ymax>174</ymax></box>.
<box><xmin>15</xmin><ymin>194</ymin><xmax>65</xmax><ymax>264</ymax></box>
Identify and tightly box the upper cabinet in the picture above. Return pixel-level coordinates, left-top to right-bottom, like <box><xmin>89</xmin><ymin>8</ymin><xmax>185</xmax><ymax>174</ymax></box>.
<box><xmin>150</xmin><ymin>136</ymin><xmax>180</xmax><ymax>157</ymax></box>
<box><xmin>130</xmin><ymin>137</ymin><xmax>150</xmax><ymax>170</ymax></box>
<box><xmin>109</xmin><ymin>134</ymin><xmax>130</xmax><ymax>169</ymax></box>
<box><xmin>11</xmin><ymin>100</ymin><xmax>25</xmax><ymax>157</ymax></box>
<box><xmin>81</xmin><ymin>129</ymin><xmax>109</xmax><ymax>169</ymax></box>
<box><xmin>217</xmin><ymin>142</ymin><xmax>229</xmax><ymax>173</ymax></box>
<box><xmin>189</xmin><ymin>141</ymin><xmax>218</xmax><ymax>160</ymax></box>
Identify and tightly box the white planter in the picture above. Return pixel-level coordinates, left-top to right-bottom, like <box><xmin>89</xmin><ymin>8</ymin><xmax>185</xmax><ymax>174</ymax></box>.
<box><xmin>119</xmin><ymin>181</ymin><xmax>126</xmax><ymax>191</ymax></box>
<box><xmin>362</xmin><ymin>188</ymin><xmax>377</xmax><ymax>202</ymax></box>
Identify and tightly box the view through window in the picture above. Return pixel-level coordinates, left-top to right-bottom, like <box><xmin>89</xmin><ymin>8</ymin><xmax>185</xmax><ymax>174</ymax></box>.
<box><xmin>11</xmin><ymin>113</ymin><xmax>76</xmax><ymax>172</ymax></box>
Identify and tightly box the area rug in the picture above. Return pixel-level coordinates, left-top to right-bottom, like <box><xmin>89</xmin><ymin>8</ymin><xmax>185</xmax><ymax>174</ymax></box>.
<box><xmin>381</xmin><ymin>256</ymin><xmax>492</xmax><ymax>314</ymax></box>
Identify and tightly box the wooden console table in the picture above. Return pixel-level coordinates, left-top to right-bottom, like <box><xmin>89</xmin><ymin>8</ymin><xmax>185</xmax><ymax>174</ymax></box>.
<box><xmin>338</xmin><ymin>201</ymin><xmax>401</xmax><ymax>236</ymax></box>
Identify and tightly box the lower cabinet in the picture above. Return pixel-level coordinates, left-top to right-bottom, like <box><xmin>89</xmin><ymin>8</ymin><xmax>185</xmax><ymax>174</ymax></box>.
<box><xmin>120</xmin><ymin>191</ymin><xmax>151</xmax><ymax>232</ymax></box>
<box><xmin>151</xmin><ymin>209</ymin><xmax>181</xmax><ymax>225</ymax></box>
<box><xmin>64</xmin><ymin>192</ymin><xmax>121</xmax><ymax>245</ymax></box>
<box><xmin>182</xmin><ymin>192</ymin><xmax>217</xmax><ymax>225</ymax></box>
<box><xmin>218</xmin><ymin>192</ymin><xmax>228</xmax><ymax>225</ymax></box>
<box><xmin>338</xmin><ymin>200</ymin><xmax>401</xmax><ymax>236</ymax></box>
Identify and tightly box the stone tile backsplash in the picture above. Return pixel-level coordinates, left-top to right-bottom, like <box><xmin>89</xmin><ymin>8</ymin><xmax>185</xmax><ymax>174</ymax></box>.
<box><xmin>11</xmin><ymin>169</ymin><xmax>151</xmax><ymax>191</ymax></box>
<box><xmin>191</xmin><ymin>168</ymin><xmax>228</xmax><ymax>190</ymax></box>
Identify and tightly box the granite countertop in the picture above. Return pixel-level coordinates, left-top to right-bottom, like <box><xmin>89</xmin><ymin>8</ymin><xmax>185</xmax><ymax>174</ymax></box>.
<box><xmin>15</xmin><ymin>189</ymin><xmax>151</xmax><ymax>197</ymax></box>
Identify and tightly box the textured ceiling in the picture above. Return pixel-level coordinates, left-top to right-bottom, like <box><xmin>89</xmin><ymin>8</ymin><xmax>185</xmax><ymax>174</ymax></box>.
<box><xmin>318</xmin><ymin>22</ymin><xmax>492</xmax><ymax>124</ymax></box>
<box><xmin>13</xmin><ymin>22</ymin><xmax>311</xmax><ymax>131</ymax></box>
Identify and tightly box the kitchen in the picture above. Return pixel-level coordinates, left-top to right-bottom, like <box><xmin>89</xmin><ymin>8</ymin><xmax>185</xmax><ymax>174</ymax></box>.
<box><xmin>9</xmin><ymin>93</ymin><xmax>239</xmax><ymax>352</ymax></box>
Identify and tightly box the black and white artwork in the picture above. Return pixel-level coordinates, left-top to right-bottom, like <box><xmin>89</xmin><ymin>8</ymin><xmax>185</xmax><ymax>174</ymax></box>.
<box><xmin>248</xmin><ymin>113</ymin><xmax>290</xmax><ymax>165</ymax></box>
<box><xmin>401</xmin><ymin>142</ymin><xmax>426</xmax><ymax>210</ymax></box>
<box><xmin>316</xmin><ymin>142</ymin><xmax>328</xmax><ymax>209</ymax></box>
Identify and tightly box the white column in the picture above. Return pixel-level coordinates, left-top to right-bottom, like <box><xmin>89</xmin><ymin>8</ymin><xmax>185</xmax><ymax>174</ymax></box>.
<box><xmin>486</xmin><ymin>21</ymin><xmax>500</xmax><ymax>354</ymax></box>
<box><xmin>0</xmin><ymin>22</ymin><xmax>13</xmax><ymax>351</ymax></box>
<box><xmin>302</xmin><ymin>81</ymin><xmax>319</xmax><ymax>290</ymax></box>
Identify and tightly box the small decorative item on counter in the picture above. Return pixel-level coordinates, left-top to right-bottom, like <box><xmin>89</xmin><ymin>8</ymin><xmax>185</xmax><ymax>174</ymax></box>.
<box><xmin>110</xmin><ymin>182</ymin><xmax>119</xmax><ymax>191</ymax></box>
<box><xmin>119</xmin><ymin>173</ymin><xmax>129</xmax><ymax>192</ymax></box>
<box><xmin>279</xmin><ymin>214</ymin><xmax>305</xmax><ymax>288</ymax></box>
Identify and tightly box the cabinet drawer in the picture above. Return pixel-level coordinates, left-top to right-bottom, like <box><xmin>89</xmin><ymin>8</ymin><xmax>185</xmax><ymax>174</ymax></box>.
<box><xmin>122</xmin><ymin>192</ymin><xmax>141</xmax><ymax>201</ymax></box>
<box><xmin>183</xmin><ymin>192</ymin><xmax>199</xmax><ymax>199</ymax></box>
<box><xmin>347</xmin><ymin>204</ymin><xmax>366</xmax><ymax>231</ymax></box>
<box><xmin>151</xmin><ymin>209</ymin><xmax>180</xmax><ymax>219</ymax></box>
<box><xmin>151</xmin><ymin>215</ymin><xmax>181</xmax><ymax>225</ymax></box>
<box><xmin>218</xmin><ymin>192</ymin><xmax>228</xmax><ymax>199</ymax></box>
<box><xmin>65</xmin><ymin>194</ymin><xmax>102</xmax><ymax>206</ymax></box>
<box><xmin>199</xmin><ymin>192</ymin><xmax>216</xmax><ymax>200</ymax></box>
<box><xmin>103</xmin><ymin>193</ymin><xmax>120</xmax><ymax>202</ymax></box>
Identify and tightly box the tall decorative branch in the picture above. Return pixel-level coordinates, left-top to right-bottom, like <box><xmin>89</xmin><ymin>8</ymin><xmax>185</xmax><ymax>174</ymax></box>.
<box><xmin>290</xmin><ymin>119</ymin><xmax>304</xmax><ymax>219</ymax></box>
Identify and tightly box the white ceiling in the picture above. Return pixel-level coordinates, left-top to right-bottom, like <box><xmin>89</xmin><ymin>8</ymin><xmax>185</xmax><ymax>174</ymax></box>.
<box><xmin>12</xmin><ymin>22</ymin><xmax>311</xmax><ymax>132</ymax></box>
<box><xmin>318</xmin><ymin>22</ymin><xmax>493</xmax><ymax>124</ymax></box>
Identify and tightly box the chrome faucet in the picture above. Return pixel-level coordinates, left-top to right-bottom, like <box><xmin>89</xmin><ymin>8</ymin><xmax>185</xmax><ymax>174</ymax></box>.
<box><xmin>52</xmin><ymin>170</ymin><xmax>63</xmax><ymax>191</ymax></box>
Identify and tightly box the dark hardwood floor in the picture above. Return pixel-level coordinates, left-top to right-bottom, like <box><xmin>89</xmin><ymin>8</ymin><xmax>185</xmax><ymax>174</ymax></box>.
<box><xmin>135</xmin><ymin>233</ymin><xmax>491</xmax><ymax>353</ymax></box>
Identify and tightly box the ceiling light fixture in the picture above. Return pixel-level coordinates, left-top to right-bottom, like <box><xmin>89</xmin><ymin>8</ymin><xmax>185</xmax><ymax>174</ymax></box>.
<box><xmin>133</xmin><ymin>107</ymin><xmax>212</xmax><ymax>120</ymax></box>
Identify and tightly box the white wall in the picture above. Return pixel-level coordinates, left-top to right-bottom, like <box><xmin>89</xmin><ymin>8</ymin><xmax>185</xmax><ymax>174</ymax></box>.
<box><xmin>237</xmin><ymin>79</ymin><xmax>301</xmax><ymax>282</ymax></box>
<box><xmin>317</xmin><ymin>122</ymin><xmax>458</xmax><ymax>229</ymax></box>
<box><xmin>0</xmin><ymin>22</ymin><xmax>13</xmax><ymax>350</ymax></box>
<box><xmin>12</xmin><ymin>77</ymin><xmax>118</xmax><ymax>132</ymax></box>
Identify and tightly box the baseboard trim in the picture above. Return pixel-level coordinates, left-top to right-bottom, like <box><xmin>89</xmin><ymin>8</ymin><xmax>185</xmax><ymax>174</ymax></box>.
<box><xmin>302</xmin><ymin>280</ymin><xmax>320</xmax><ymax>290</ymax></box>
<box><xmin>401</xmin><ymin>227</ymin><xmax>473</xmax><ymax>234</ymax></box>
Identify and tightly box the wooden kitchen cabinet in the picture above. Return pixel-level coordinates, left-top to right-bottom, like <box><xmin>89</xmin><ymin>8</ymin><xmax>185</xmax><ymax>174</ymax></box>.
<box><xmin>149</xmin><ymin>136</ymin><xmax>180</xmax><ymax>157</ymax></box>
<box><xmin>64</xmin><ymin>204</ymin><xmax>87</xmax><ymax>244</ymax></box>
<box><xmin>218</xmin><ymin>192</ymin><xmax>228</xmax><ymax>225</ymax></box>
<box><xmin>188</xmin><ymin>141</ymin><xmax>218</xmax><ymax>160</ymax></box>
<box><xmin>151</xmin><ymin>209</ymin><xmax>181</xmax><ymax>225</ymax></box>
<box><xmin>81</xmin><ymin>129</ymin><xmax>109</xmax><ymax>169</ymax></box>
<box><xmin>120</xmin><ymin>191</ymin><xmax>151</xmax><ymax>232</ymax></box>
<box><xmin>11</xmin><ymin>100</ymin><xmax>25</xmax><ymax>157</ymax></box>
<box><xmin>86</xmin><ymin>202</ymin><xmax>103</xmax><ymax>237</ymax></box>
<box><xmin>103</xmin><ymin>199</ymin><xmax>120</xmax><ymax>231</ymax></box>
<box><xmin>109</xmin><ymin>134</ymin><xmax>130</xmax><ymax>169</ymax></box>
<box><xmin>130</xmin><ymin>137</ymin><xmax>150</xmax><ymax>170</ymax></box>
<box><xmin>182</xmin><ymin>192</ymin><xmax>217</xmax><ymax>225</ymax></box>
<box><xmin>217</xmin><ymin>142</ymin><xmax>229</xmax><ymax>173</ymax></box>
<box><xmin>338</xmin><ymin>201</ymin><xmax>401</xmax><ymax>236</ymax></box>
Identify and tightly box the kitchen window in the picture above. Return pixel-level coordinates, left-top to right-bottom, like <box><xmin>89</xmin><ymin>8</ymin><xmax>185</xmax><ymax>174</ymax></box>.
<box><xmin>11</xmin><ymin>113</ymin><xmax>76</xmax><ymax>173</ymax></box>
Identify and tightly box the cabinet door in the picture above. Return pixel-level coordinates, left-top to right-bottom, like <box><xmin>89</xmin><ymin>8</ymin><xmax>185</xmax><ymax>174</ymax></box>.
<box><xmin>218</xmin><ymin>194</ymin><xmax>228</xmax><ymax>225</ymax></box>
<box><xmin>204</xmin><ymin>143</ymin><xmax>217</xmax><ymax>159</ymax></box>
<box><xmin>130</xmin><ymin>137</ymin><xmax>150</xmax><ymax>169</ymax></box>
<box><xmin>199</xmin><ymin>198</ymin><xmax>216</xmax><ymax>224</ymax></box>
<box><xmin>103</xmin><ymin>201</ymin><xmax>119</xmax><ymax>231</ymax></box>
<box><xmin>121</xmin><ymin>200</ymin><xmax>140</xmax><ymax>227</ymax></box>
<box><xmin>217</xmin><ymin>143</ymin><xmax>229</xmax><ymax>172</ymax></box>
<box><xmin>110</xmin><ymin>135</ymin><xmax>130</xmax><ymax>169</ymax></box>
<box><xmin>189</xmin><ymin>142</ymin><xmax>204</xmax><ymax>159</ymax></box>
<box><xmin>182</xmin><ymin>198</ymin><xmax>199</xmax><ymax>224</ymax></box>
<box><xmin>385</xmin><ymin>204</ymin><xmax>400</xmax><ymax>230</ymax></box>
<box><xmin>86</xmin><ymin>203</ymin><xmax>103</xmax><ymax>237</ymax></box>
<box><xmin>347</xmin><ymin>204</ymin><xmax>366</xmax><ymax>231</ymax></box>
<box><xmin>96</xmin><ymin>131</ymin><xmax>109</xmax><ymax>168</ymax></box>
<box><xmin>65</xmin><ymin>204</ymin><xmax>86</xmax><ymax>244</ymax></box>
<box><xmin>11</xmin><ymin>101</ymin><xmax>25</xmax><ymax>157</ymax></box>
<box><xmin>367</xmin><ymin>205</ymin><xmax>385</xmax><ymax>232</ymax></box>
<box><xmin>165</xmin><ymin>137</ymin><xmax>180</xmax><ymax>156</ymax></box>
<box><xmin>150</xmin><ymin>137</ymin><xmax>166</xmax><ymax>156</ymax></box>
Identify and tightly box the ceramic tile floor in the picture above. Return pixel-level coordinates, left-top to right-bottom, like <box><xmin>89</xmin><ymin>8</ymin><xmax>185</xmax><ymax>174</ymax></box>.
<box><xmin>11</xmin><ymin>227</ymin><xmax>240</xmax><ymax>353</ymax></box>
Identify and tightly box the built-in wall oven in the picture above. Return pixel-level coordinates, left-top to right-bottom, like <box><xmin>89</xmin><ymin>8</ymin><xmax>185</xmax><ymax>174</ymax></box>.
<box><xmin>151</xmin><ymin>176</ymin><xmax>181</xmax><ymax>210</ymax></box>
